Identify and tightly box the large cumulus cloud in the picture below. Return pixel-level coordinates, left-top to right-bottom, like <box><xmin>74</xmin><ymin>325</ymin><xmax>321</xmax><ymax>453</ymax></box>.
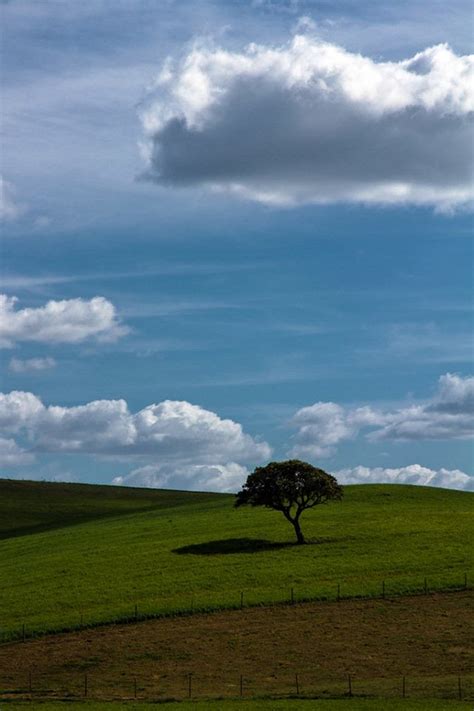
<box><xmin>0</xmin><ymin>294</ymin><xmax>128</xmax><ymax>348</ymax></box>
<box><xmin>0</xmin><ymin>392</ymin><xmax>270</xmax><ymax>492</ymax></box>
<box><xmin>140</xmin><ymin>35</ymin><xmax>473</xmax><ymax>210</ymax></box>
<box><xmin>290</xmin><ymin>373</ymin><xmax>474</xmax><ymax>458</ymax></box>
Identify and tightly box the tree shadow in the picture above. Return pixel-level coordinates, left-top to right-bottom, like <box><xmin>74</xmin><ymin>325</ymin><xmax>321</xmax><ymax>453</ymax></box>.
<box><xmin>173</xmin><ymin>537</ymin><xmax>295</xmax><ymax>556</ymax></box>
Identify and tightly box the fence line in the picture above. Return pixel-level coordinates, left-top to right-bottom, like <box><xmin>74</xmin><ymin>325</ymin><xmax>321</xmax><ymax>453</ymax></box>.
<box><xmin>2</xmin><ymin>574</ymin><xmax>471</xmax><ymax>645</ymax></box>
<box><xmin>0</xmin><ymin>670</ymin><xmax>472</xmax><ymax>703</ymax></box>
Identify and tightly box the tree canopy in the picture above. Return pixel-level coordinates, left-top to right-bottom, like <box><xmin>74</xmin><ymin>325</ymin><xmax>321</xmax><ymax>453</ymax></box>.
<box><xmin>235</xmin><ymin>459</ymin><xmax>343</xmax><ymax>544</ymax></box>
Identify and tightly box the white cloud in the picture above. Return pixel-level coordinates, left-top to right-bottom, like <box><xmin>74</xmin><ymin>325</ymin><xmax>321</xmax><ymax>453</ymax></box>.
<box><xmin>0</xmin><ymin>392</ymin><xmax>271</xmax><ymax>468</ymax></box>
<box><xmin>140</xmin><ymin>35</ymin><xmax>473</xmax><ymax>210</ymax></box>
<box><xmin>113</xmin><ymin>461</ymin><xmax>249</xmax><ymax>493</ymax></box>
<box><xmin>371</xmin><ymin>373</ymin><xmax>474</xmax><ymax>441</ymax></box>
<box><xmin>0</xmin><ymin>294</ymin><xmax>128</xmax><ymax>348</ymax></box>
<box><xmin>335</xmin><ymin>464</ymin><xmax>474</xmax><ymax>491</ymax></box>
<box><xmin>9</xmin><ymin>356</ymin><xmax>56</xmax><ymax>373</ymax></box>
<box><xmin>288</xmin><ymin>402</ymin><xmax>358</xmax><ymax>457</ymax></box>
<box><xmin>0</xmin><ymin>437</ymin><xmax>34</xmax><ymax>468</ymax></box>
<box><xmin>289</xmin><ymin>401</ymin><xmax>386</xmax><ymax>457</ymax></box>
<box><xmin>0</xmin><ymin>176</ymin><xmax>26</xmax><ymax>222</ymax></box>
<box><xmin>0</xmin><ymin>389</ymin><xmax>269</xmax><ymax>491</ymax></box>
<box><xmin>432</xmin><ymin>372</ymin><xmax>474</xmax><ymax>413</ymax></box>
<box><xmin>290</xmin><ymin>373</ymin><xmax>474</xmax><ymax>457</ymax></box>
<box><xmin>0</xmin><ymin>391</ymin><xmax>44</xmax><ymax>433</ymax></box>
<box><xmin>34</xmin><ymin>398</ymin><xmax>136</xmax><ymax>453</ymax></box>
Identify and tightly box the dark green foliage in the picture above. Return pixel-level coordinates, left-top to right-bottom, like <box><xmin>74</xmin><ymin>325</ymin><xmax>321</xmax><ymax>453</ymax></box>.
<box><xmin>235</xmin><ymin>460</ymin><xmax>343</xmax><ymax>543</ymax></box>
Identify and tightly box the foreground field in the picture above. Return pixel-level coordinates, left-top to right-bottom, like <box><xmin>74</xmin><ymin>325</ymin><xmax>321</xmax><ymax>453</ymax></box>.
<box><xmin>2</xmin><ymin>700</ymin><xmax>472</xmax><ymax>710</ymax></box>
<box><xmin>1</xmin><ymin>592</ymin><xmax>472</xmax><ymax>701</ymax></box>
<box><xmin>0</xmin><ymin>480</ymin><xmax>472</xmax><ymax>639</ymax></box>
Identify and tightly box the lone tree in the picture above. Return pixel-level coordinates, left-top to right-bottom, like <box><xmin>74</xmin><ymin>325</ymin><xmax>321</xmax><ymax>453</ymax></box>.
<box><xmin>235</xmin><ymin>460</ymin><xmax>343</xmax><ymax>544</ymax></box>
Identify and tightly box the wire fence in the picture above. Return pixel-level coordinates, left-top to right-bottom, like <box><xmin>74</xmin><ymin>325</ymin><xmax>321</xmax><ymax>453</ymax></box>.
<box><xmin>2</xmin><ymin>573</ymin><xmax>471</xmax><ymax>644</ymax></box>
<box><xmin>1</xmin><ymin>670</ymin><xmax>473</xmax><ymax>702</ymax></box>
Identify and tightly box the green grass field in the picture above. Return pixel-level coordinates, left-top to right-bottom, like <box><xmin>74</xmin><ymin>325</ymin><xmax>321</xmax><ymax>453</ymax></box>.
<box><xmin>0</xmin><ymin>479</ymin><xmax>472</xmax><ymax>639</ymax></box>
<box><xmin>0</xmin><ymin>478</ymin><xmax>220</xmax><ymax>539</ymax></box>
<box><xmin>2</xmin><ymin>699</ymin><xmax>471</xmax><ymax>710</ymax></box>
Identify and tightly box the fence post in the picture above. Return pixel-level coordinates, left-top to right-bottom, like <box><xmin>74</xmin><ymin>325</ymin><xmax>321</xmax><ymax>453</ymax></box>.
<box><xmin>295</xmin><ymin>673</ymin><xmax>300</xmax><ymax>695</ymax></box>
<box><xmin>458</xmin><ymin>676</ymin><xmax>462</xmax><ymax>700</ymax></box>
<box><xmin>402</xmin><ymin>675</ymin><xmax>406</xmax><ymax>698</ymax></box>
<box><xmin>348</xmin><ymin>674</ymin><xmax>352</xmax><ymax>697</ymax></box>
<box><xmin>240</xmin><ymin>674</ymin><xmax>243</xmax><ymax>697</ymax></box>
<box><xmin>84</xmin><ymin>673</ymin><xmax>88</xmax><ymax>698</ymax></box>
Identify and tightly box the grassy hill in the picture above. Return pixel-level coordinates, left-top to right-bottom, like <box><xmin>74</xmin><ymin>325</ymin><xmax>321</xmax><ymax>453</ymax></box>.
<box><xmin>0</xmin><ymin>479</ymin><xmax>472</xmax><ymax>639</ymax></box>
<box><xmin>0</xmin><ymin>478</ymin><xmax>222</xmax><ymax>539</ymax></box>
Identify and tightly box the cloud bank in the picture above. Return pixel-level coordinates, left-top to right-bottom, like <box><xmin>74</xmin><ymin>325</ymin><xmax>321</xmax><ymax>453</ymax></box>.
<box><xmin>1</xmin><ymin>376</ymin><xmax>471</xmax><ymax>493</ymax></box>
<box><xmin>0</xmin><ymin>390</ymin><xmax>270</xmax><ymax>491</ymax></box>
<box><xmin>290</xmin><ymin>373</ymin><xmax>474</xmax><ymax>457</ymax></box>
<box><xmin>140</xmin><ymin>35</ymin><xmax>473</xmax><ymax>210</ymax></box>
<box><xmin>336</xmin><ymin>464</ymin><xmax>473</xmax><ymax>491</ymax></box>
<box><xmin>0</xmin><ymin>392</ymin><xmax>270</xmax><ymax>492</ymax></box>
<box><xmin>113</xmin><ymin>461</ymin><xmax>249</xmax><ymax>493</ymax></box>
<box><xmin>0</xmin><ymin>295</ymin><xmax>127</xmax><ymax>348</ymax></box>
<box><xmin>114</xmin><ymin>461</ymin><xmax>471</xmax><ymax>493</ymax></box>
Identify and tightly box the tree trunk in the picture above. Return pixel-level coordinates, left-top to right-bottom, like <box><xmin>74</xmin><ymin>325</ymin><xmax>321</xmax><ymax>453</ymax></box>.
<box><xmin>292</xmin><ymin>517</ymin><xmax>305</xmax><ymax>544</ymax></box>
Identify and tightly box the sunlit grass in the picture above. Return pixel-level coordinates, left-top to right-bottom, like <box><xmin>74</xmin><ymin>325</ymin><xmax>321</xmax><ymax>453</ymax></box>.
<box><xmin>0</xmin><ymin>480</ymin><xmax>472</xmax><ymax>639</ymax></box>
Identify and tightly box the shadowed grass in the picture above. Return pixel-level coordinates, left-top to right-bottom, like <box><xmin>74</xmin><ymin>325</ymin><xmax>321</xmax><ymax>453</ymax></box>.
<box><xmin>0</xmin><ymin>478</ymin><xmax>222</xmax><ymax>540</ymax></box>
<box><xmin>173</xmin><ymin>537</ymin><xmax>295</xmax><ymax>554</ymax></box>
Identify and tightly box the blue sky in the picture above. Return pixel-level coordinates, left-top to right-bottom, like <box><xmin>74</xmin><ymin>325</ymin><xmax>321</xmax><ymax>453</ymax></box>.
<box><xmin>1</xmin><ymin>0</ymin><xmax>473</xmax><ymax>492</ymax></box>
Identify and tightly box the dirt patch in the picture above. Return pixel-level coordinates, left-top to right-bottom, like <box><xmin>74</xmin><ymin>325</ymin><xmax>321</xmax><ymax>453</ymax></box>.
<box><xmin>0</xmin><ymin>592</ymin><xmax>472</xmax><ymax>699</ymax></box>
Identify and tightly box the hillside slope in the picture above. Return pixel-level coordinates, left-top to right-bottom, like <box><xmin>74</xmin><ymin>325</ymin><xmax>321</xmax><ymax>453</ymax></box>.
<box><xmin>0</xmin><ymin>478</ymin><xmax>224</xmax><ymax>539</ymax></box>
<box><xmin>0</xmin><ymin>480</ymin><xmax>472</xmax><ymax>638</ymax></box>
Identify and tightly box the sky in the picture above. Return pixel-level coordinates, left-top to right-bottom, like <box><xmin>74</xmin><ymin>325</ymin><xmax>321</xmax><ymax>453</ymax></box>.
<box><xmin>1</xmin><ymin>0</ymin><xmax>473</xmax><ymax>492</ymax></box>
